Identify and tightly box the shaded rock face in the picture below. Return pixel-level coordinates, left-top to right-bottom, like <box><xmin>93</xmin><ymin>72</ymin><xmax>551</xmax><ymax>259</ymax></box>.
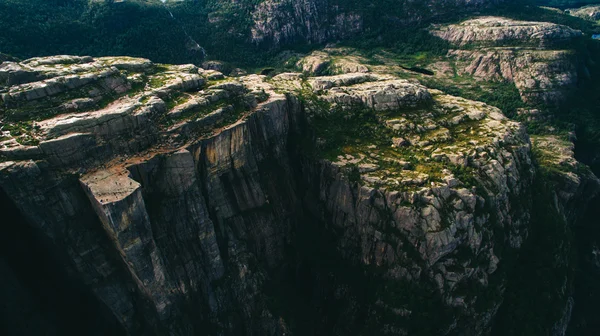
<box><xmin>431</xmin><ymin>17</ymin><xmax>582</xmax><ymax>104</ymax></box>
<box><xmin>248</xmin><ymin>0</ymin><xmax>505</xmax><ymax>46</ymax></box>
<box><xmin>250</xmin><ymin>0</ymin><xmax>363</xmax><ymax>46</ymax></box>
<box><xmin>430</xmin><ymin>17</ymin><xmax>583</xmax><ymax>47</ymax></box>
<box><xmin>1</xmin><ymin>56</ymin><xmax>536</xmax><ymax>335</ymax></box>
<box><xmin>532</xmin><ymin>136</ymin><xmax>600</xmax><ymax>224</ymax></box>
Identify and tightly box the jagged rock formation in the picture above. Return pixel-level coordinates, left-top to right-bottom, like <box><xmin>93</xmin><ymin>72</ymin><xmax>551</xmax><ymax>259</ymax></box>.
<box><xmin>0</xmin><ymin>54</ymin><xmax>541</xmax><ymax>335</ymax></box>
<box><xmin>430</xmin><ymin>17</ymin><xmax>583</xmax><ymax>104</ymax></box>
<box><xmin>250</xmin><ymin>0</ymin><xmax>363</xmax><ymax>46</ymax></box>
<box><xmin>296</xmin><ymin>50</ymin><xmax>370</xmax><ymax>75</ymax></box>
<box><xmin>431</xmin><ymin>17</ymin><xmax>583</xmax><ymax>47</ymax></box>
<box><xmin>248</xmin><ymin>0</ymin><xmax>506</xmax><ymax>46</ymax></box>
<box><xmin>532</xmin><ymin>135</ymin><xmax>600</xmax><ymax>222</ymax></box>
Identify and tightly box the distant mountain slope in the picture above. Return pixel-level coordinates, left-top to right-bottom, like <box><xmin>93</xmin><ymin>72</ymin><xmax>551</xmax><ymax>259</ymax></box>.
<box><xmin>0</xmin><ymin>0</ymin><xmax>509</xmax><ymax>66</ymax></box>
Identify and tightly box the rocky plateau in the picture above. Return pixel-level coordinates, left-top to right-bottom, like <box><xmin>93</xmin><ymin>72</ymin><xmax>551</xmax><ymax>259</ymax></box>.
<box><xmin>1</xmin><ymin>11</ymin><xmax>600</xmax><ymax>336</ymax></box>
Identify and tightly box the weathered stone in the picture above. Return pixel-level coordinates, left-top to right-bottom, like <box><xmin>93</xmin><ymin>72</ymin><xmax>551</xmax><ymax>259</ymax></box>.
<box><xmin>432</xmin><ymin>17</ymin><xmax>581</xmax><ymax>104</ymax></box>
<box><xmin>0</xmin><ymin>52</ymin><xmax>591</xmax><ymax>336</ymax></box>
<box><xmin>431</xmin><ymin>17</ymin><xmax>582</xmax><ymax>47</ymax></box>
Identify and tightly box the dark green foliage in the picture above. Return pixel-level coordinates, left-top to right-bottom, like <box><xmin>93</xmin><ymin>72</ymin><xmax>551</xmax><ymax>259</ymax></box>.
<box><xmin>0</xmin><ymin>0</ymin><xmax>519</xmax><ymax>69</ymax></box>
<box><xmin>561</xmin><ymin>39</ymin><xmax>600</xmax><ymax>172</ymax></box>
<box><xmin>451</xmin><ymin>165</ymin><xmax>480</xmax><ymax>188</ymax></box>
<box><xmin>0</xmin><ymin>0</ymin><xmax>197</xmax><ymax>63</ymax></box>
<box><xmin>343</xmin><ymin>28</ymin><xmax>452</xmax><ymax>65</ymax></box>
<box><xmin>309</xmin><ymin>104</ymin><xmax>393</xmax><ymax>159</ymax></box>
<box><xmin>536</xmin><ymin>0</ymin><xmax>600</xmax><ymax>11</ymax></box>
<box><xmin>347</xmin><ymin>165</ymin><xmax>362</xmax><ymax>184</ymax></box>
<box><xmin>423</xmin><ymin>78</ymin><xmax>526</xmax><ymax>118</ymax></box>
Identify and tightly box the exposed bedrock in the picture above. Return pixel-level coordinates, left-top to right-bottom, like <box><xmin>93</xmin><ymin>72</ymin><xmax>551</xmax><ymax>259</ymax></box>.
<box><xmin>431</xmin><ymin>17</ymin><xmax>584</xmax><ymax>104</ymax></box>
<box><xmin>0</xmin><ymin>55</ymin><xmax>596</xmax><ymax>335</ymax></box>
<box><xmin>249</xmin><ymin>0</ymin><xmax>505</xmax><ymax>47</ymax></box>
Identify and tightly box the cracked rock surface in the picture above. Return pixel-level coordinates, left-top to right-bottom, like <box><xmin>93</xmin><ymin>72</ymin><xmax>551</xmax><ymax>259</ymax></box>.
<box><xmin>431</xmin><ymin>17</ymin><xmax>582</xmax><ymax>104</ymax></box>
<box><xmin>0</xmin><ymin>54</ymin><xmax>557</xmax><ymax>335</ymax></box>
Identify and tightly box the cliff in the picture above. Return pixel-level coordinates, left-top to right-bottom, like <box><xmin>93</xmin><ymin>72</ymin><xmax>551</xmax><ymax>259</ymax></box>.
<box><xmin>0</xmin><ymin>0</ymin><xmax>508</xmax><ymax>65</ymax></box>
<box><xmin>248</xmin><ymin>0</ymin><xmax>504</xmax><ymax>46</ymax></box>
<box><xmin>430</xmin><ymin>17</ymin><xmax>583</xmax><ymax>104</ymax></box>
<box><xmin>0</xmin><ymin>53</ymin><xmax>542</xmax><ymax>335</ymax></box>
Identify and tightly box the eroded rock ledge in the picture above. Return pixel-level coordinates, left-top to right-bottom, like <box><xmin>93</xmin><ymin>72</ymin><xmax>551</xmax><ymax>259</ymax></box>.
<box><xmin>1</xmin><ymin>55</ymin><xmax>535</xmax><ymax>335</ymax></box>
<box><xmin>431</xmin><ymin>17</ymin><xmax>582</xmax><ymax>104</ymax></box>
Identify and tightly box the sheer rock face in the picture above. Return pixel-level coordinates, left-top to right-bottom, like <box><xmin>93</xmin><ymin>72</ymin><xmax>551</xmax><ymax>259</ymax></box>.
<box><xmin>448</xmin><ymin>48</ymin><xmax>578</xmax><ymax>103</ymax></box>
<box><xmin>249</xmin><ymin>0</ymin><xmax>505</xmax><ymax>46</ymax></box>
<box><xmin>431</xmin><ymin>17</ymin><xmax>582</xmax><ymax>104</ymax></box>
<box><xmin>430</xmin><ymin>17</ymin><xmax>582</xmax><ymax>47</ymax></box>
<box><xmin>532</xmin><ymin>135</ymin><xmax>600</xmax><ymax>222</ymax></box>
<box><xmin>1</xmin><ymin>56</ymin><xmax>535</xmax><ymax>335</ymax></box>
<box><xmin>250</xmin><ymin>0</ymin><xmax>363</xmax><ymax>46</ymax></box>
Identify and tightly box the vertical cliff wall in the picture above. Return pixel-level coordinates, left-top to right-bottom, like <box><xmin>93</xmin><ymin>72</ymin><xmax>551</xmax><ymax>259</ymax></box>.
<box><xmin>0</xmin><ymin>55</ymin><xmax>579</xmax><ymax>335</ymax></box>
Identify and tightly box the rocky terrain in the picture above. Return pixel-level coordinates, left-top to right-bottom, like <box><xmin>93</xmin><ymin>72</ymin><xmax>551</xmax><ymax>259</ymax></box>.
<box><xmin>248</xmin><ymin>0</ymin><xmax>503</xmax><ymax>46</ymax></box>
<box><xmin>430</xmin><ymin>17</ymin><xmax>583</xmax><ymax>104</ymax></box>
<box><xmin>565</xmin><ymin>5</ymin><xmax>600</xmax><ymax>21</ymax></box>
<box><xmin>0</xmin><ymin>48</ymin><xmax>568</xmax><ymax>335</ymax></box>
<box><xmin>2</xmin><ymin>3</ymin><xmax>600</xmax><ymax>336</ymax></box>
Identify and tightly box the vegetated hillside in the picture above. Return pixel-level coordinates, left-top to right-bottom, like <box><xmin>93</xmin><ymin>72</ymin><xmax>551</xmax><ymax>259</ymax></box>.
<box><xmin>2</xmin><ymin>1</ymin><xmax>600</xmax><ymax>336</ymax></box>
<box><xmin>0</xmin><ymin>0</ymin><xmax>512</xmax><ymax>67</ymax></box>
<box><xmin>0</xmin><ymin>0</ymin><xmax>210</xmax><ymax>64</ymax></box>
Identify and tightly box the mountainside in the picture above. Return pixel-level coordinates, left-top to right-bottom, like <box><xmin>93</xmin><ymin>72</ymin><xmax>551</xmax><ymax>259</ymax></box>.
<box><xmin>2</xmin><ymin>2</ymin><xmax>600</xmax><ymax>336</ymax></box>
<box><xmin>0</xmin><ymin>0</ymin><xmax>508</xmax><ymax>65</ymax></box>
<box><xmin>539</xmin><ymin>0</ymin><xmax>600</xmax><ymax>7</ymax></box>
<box><xmin>0</xmin><ymin>53</ymin><xmax>537</xmax><ymax>336</ymax></box>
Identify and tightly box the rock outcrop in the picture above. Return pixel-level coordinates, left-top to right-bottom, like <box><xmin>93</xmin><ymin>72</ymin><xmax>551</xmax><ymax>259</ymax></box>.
<box><xmin>248</xmin><ymin>0</ymin><xmax>506</xmax><ymax>46</ymax></box>
<box><xmin>431</xmin><ymin>17</ymin><xmax>582</xmax><ymax>47</ymax></box>
<box><xmin>565</xmin><ymin>5</ymin><xmax>600</xmax><ymax>21</ymax></box>
<box><xmin>250</xmin><ymin>0</ymin><xmax>363</xmax><ymax>46</ymax></box>
<box><xmin>431</xmin><ymin>17</ymin><xmax>582</xmax><ymax>104</ymax></box>
<box><xmin>0</xmin><ymin>54</ymin><xmax>565</xmax><ymax>335</ymax></box>
<box><xmin>297</xmin><ymin>50</ymin><xmax>370</xmax><ymax>75</ymax></box>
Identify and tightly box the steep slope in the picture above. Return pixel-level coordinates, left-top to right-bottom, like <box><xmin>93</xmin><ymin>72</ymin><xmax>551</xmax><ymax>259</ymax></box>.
<box><xmin>565</xmin><ymin>5</ymin><xmax>600</xmax><ymax>21</ymax></box>
<box><xmin>0</xmin><ymin>0</ymin><xmax>507</xmax><ymax>65</ymax></box>
<box><xmin>286</xmin><ymin>13</ymin><xmax>600</xmax><ymax>335</ymax></box>
<box><xmin>1</xmin><ymin>55</ymin><xmax>537</xmax><ymax>335</ymax></box>
<box><xmin>430</xmin><ymin>16</ymin><xmax>583</xmax><ymax>104</ymax></box>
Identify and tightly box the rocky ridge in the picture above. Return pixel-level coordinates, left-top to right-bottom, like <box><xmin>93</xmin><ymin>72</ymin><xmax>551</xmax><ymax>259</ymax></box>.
<box><xmin>430</xmin><ymin>17</ymin><xmax>583</xmax><ymax>104</ymax></box>
<box><xmin>248</xmin><ymin>0</ymin><xmax>505</xmax><ymax>46</ymax></box>
<box><xmin>565</xmin><ymin>5</ymin><xmax>600</xmax><ymax>21</ymax></box>
<box><xmin>1</xmin><ymin>52</ymin><xmax>539</xmax><ymax>335</ymax></box>
<box><xmin>430</xmin><ymin>17</ymin><xmax>583</xmax><ymax>47</ymax></box>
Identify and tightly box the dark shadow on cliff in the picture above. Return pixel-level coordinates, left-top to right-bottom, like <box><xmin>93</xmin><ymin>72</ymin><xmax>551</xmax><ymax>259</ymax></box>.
<box><xmin>0</xmin><ymin>187</ymin><xmax>126</xmax><ymax>336</ymax></box>
<box><xmin>567</xmin><ymin>193</ymin><xmax>600</xmax><ymax>335</ymax></box>
<box><xmin>491</xmin><ymin>171</ymin><xmax>575</xmax><ymax>336</ymax></box>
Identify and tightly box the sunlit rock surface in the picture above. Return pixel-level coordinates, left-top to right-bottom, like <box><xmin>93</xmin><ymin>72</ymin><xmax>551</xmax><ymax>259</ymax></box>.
<box><xmin>0</xmin><ymin>52</ymin><xmax>588</xmax><ymax>336</ymax></box>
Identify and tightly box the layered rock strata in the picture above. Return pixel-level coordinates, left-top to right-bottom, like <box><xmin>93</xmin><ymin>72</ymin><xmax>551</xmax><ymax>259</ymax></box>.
<box><xmin>431</xmin><ymin>17</ymin><xmax>583</xmax><ymax>104</ymax></box>
<box><xmin>248</xmin><ymin>0</ymin><xmax>505</xmax><ymax>46</ymax></box>
<box><xmin>1</xmin><ymin>55</ymin><xmax>536</xmax><ymax>335</ymax></box>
